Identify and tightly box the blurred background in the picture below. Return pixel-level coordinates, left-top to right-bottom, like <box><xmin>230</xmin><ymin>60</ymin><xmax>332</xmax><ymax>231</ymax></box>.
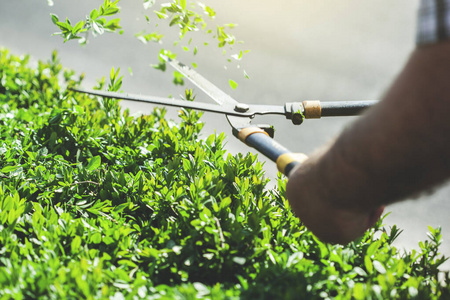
<box><xmin>2</xmin><ymin>0</ymin><xmax>449</xmax><ymax>269</ymax></box>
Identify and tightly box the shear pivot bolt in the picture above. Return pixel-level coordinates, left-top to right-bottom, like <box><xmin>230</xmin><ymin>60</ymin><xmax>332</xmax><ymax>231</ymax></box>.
<box><xmin>235</xmin><ymin>103</ymin><xmax>250</xmax><ymax>112</ymax></box>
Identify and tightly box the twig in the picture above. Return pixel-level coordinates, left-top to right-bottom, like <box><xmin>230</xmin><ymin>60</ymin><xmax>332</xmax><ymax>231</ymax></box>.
<box><xmin>214</xmin><ymin>217</ymin><xmax>225</xmax><ymax>249</ymax></box>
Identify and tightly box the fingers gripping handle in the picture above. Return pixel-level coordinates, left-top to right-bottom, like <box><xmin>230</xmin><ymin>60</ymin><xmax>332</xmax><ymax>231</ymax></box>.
<box><xmin>237</xmin><ymin>127</ymin><xmax>308</xmax><ymax>176</ymax></box>
<box><xmin>276</xmin><ymin>153</ymin><xmax>308</xmax><ymax>176</ymax></box>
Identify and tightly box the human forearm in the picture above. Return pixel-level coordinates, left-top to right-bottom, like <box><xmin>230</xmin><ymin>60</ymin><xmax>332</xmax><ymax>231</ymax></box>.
<box><xmin>286</xmin><ymin>41</ymin><xmax>450</xmax><ymax>243</ymax></box>
<box><xmin>325</xmin><ymin>41</ymin><xmax>450</xmax><ymax>207</ymax></box>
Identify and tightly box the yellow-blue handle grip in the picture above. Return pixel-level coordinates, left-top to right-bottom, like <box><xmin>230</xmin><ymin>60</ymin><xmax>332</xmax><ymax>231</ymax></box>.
<box><xmin>237</xmin><ymin>127</ymin><xmax>307</xmax><ymax>176</ymax></box>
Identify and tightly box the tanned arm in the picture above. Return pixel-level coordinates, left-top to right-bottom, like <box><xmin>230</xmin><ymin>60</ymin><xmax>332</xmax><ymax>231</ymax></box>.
<box><xmin>286</xmin><ymin>41</ymin><xmax>450</xmax><ymax>244</ymax></box>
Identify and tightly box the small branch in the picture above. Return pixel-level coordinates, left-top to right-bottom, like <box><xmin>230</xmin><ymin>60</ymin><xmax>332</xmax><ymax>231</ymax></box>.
<box><xmin>214</xmin><ymin>217</ymin><xmax>225</xmax><ymax>249</ymax></box>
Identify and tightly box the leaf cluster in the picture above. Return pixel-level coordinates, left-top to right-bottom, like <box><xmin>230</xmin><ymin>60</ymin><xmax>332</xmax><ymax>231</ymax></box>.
<box><xmin>49</xmin><ymin>1</ymin><xmax>249</xmax><ymax>88</ymax></box>
<box><xmin>51</xmin><ymin>0</ymin><xmax>121</xmax><ymax>44</ymax></box>
<box><xmin>1</xmin><ymin>49</ymin><xmax>450</xmax><ymax>299</ymax></box>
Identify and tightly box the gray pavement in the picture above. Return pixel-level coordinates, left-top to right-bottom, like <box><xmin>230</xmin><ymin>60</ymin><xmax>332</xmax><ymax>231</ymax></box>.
<box><xmin>2</xmin><ymin>0</ymin><xmax>450</xmax><ymax>269</ymax></box>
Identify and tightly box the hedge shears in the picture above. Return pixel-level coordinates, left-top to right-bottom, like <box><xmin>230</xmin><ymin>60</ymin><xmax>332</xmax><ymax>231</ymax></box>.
<box><xmin>71</xmin><ymin>58</ymin><xmax>377</xmax><ymax>176</ymax></box>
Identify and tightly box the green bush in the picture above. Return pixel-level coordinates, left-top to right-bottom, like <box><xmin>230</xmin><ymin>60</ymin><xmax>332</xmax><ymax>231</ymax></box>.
<box><xmin>0</xmin><ymin>48</ymin><xmax>450</xmax><ymax>299</ymax></box>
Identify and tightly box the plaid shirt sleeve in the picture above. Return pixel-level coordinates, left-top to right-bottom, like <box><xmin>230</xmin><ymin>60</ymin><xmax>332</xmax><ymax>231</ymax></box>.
<box><xmin>417</xmin><ymin>0</ymin><xmax>450</xmax><ymax>45</ymax></box>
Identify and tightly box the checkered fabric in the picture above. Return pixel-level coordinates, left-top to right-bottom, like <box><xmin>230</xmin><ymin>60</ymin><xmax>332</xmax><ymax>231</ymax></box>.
<box><xmin>417</xmin><ymin>0</ymin><xmax>450</xmax><ymax>45</ymax></box>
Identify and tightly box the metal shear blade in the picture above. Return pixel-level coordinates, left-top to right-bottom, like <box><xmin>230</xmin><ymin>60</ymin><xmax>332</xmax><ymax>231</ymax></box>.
<box><xmin>70</xmin><ymin>59</ymin><xmax>377</xmax><ymax>176</ymax></box>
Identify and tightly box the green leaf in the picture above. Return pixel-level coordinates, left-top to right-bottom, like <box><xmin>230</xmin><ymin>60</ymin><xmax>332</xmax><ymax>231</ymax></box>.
<box><xmin>90</xmin><ymin>9</ymin><xmax>99</xmax><ymax>19</ymax></box>
<box><xmin>71</xmin><ymin>236</ymin><xmax>82</xmax><ymax>253</ymax></box>
<box><xmin>56</xmin><ymin>21</ymin><xmax>72</xmax><ymax>32</ymax></box>
<box><xmin>229</xmin><ymin>79</ymin><xmax>238</xmax><ymax>90</ymax></box>
<box><xmin>154</xmin><ymin>10</ymin><xmax>169</xmax><ymax>19</ymax></box>
<box><xmin>353</xmin><ymin>267</ymin><xmax>368</xmax><ymax>277</ymax></box>
<box><xmin>92</xmin><ymin>21</ymin><xmax>104</xmax><ymax>35</ymax></box>
<box><xmin>104</xmin><ymin>18</ymin><xmax>121</xmax><ymax>31</ymax></box>
<box><xmin>352</xmin><ymin>283</ymin><xmax>365</xmax><ymax>300</ymax></box>
<box><xmin>372</xmin><ymin>260</ymin><xmax>386</xmax><ymax>274</ymax></box>
<box><xmin>364</xmin><ymin>255</ymin><xmax>373</xmax><ymax>273</ymax></box>
<box><xmin>173</xmin><ymin>71</ymin><xmax>184</xmax><ymax>85</ymax></box>
<box><xmin>72</xmin><ymin>20</ymin><xmax>85</xmax><ymax>33</ymax></box>
<box><xmin>220</xmin><ymin>197</ymin><xmax>232</xmax><ymax>209</ymax></box>
<box><xmin>179</xmin><ymin>0</ymin><xmax>187</xmax><ymax>10</ymax></box>
<box><xmin>91</xmin><ymin>232</ymin><xmax>102</xmax><ymax>244</ymax></box>
<box><xmin>102</xmin><ymin>7</ymin><xmax>119</xmax><ymax>16</ymax></box>
<box><xmin>50</xmin><ymin>13</ymin><xmax>59</xmax><ymax>25</ymax></box>
<box><xmin>409</xmin><ymin>286</ymin><xmax>418</xmax><ymax>297</ymax></box>
<box><xmin>86</xmin><ymin>155</ymin><xmax>101</xmax><ymax>171</ymax></box>
<box><xmin>1</xmin><ymin>165</ymin><xmax>18</xmax><ymax>173</ymax></box>
<box><xmin>366</xmin><ymin>240</ymin><xmax>380</xmax><ymax>256</ymax></box>
<box><xmin>232</xmin><ymin>257</ymin><xmax>246</xmax><ymax>265</ymax></box>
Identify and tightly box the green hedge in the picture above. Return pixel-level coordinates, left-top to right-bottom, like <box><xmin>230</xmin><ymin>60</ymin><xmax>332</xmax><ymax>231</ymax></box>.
<box><xmin>0</xmin><ymin>48</ymin><xmax>449</xmax><ymax>299</ymax></box>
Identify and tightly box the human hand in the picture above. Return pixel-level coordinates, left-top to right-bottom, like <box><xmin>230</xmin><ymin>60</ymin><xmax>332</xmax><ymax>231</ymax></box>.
<box><xmin>286</xmin><ymin>155</ymin><xmax>384</xmax><ymax>244</ymax></box>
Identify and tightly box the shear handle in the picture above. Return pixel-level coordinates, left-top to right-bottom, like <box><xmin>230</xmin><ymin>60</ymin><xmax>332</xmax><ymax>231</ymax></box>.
<box><xmin>236</xmin><ymin>127</ymin><xmax>307</xmax><ymax>176</ymax></box>
<box><xmin>303</xmin><ymin>100</ymin><xmax>378</xmax><ymax>119</ymax></box>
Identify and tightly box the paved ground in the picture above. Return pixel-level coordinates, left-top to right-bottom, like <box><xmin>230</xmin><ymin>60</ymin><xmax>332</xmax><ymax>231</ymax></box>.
<box><xmin>2</xmin><ymin>0</ymin><xmax>450</xmax><ymax>269</ymax></box>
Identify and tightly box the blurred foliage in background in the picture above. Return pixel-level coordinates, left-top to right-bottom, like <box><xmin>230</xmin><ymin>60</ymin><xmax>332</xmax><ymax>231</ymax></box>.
<box><xmin>49</xmin><ymin>0</ymin><xmax>249</xmax><ymax>88</ymax></box>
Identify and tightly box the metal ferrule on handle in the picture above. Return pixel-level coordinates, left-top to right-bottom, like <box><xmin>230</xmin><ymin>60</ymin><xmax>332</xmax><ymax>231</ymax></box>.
<box><xmin>236</xmin><ymin>127</ymin><xmax>306</xmax><ymax>176</ymax></box>
<box><xmin>303</xmin><ymin>100</ymin><xmax>377</xmax><ymax>118</ymax></box>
